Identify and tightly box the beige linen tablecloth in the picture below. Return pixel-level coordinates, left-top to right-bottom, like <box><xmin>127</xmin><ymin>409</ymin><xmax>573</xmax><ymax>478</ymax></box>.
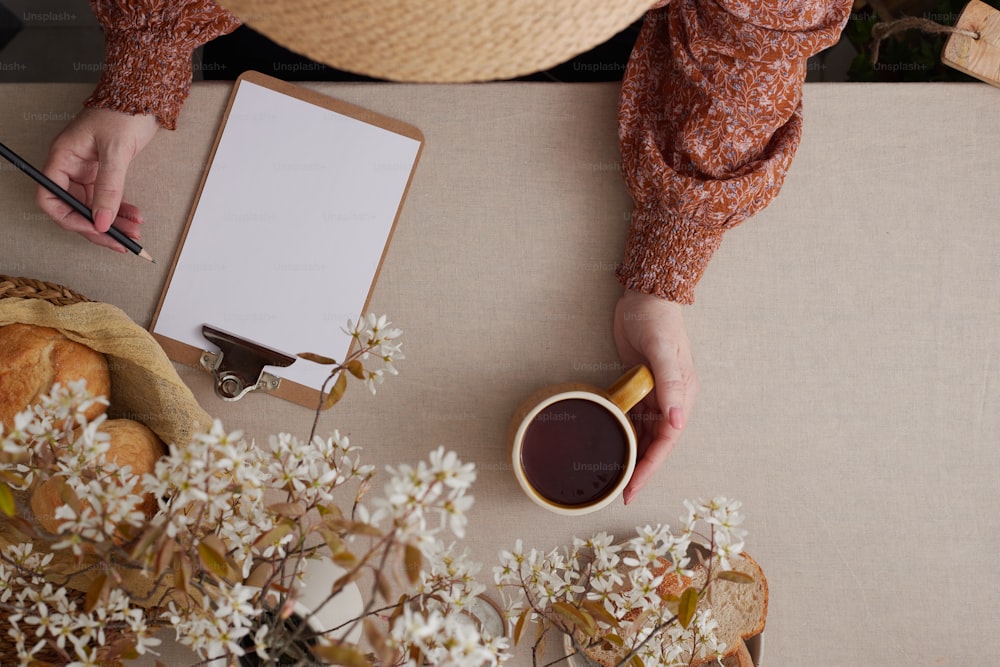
<box><xmin>1</xmin><ymin>81</ymin><xmax>998</xmax><ymax>665</ymax></box>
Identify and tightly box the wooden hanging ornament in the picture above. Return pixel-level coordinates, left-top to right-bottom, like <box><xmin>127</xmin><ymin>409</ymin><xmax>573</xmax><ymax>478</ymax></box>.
<box><xmin>941</xmin><ymin>0</ymin><xmax>1000</xmax><ymax>88</ymax></box>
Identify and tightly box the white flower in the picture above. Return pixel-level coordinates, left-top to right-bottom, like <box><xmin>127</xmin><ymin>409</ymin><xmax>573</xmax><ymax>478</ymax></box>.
<box><xmin>428</xmin><ymin>446</ymin><xmax>477</xmax><ymax>491</ymax></box>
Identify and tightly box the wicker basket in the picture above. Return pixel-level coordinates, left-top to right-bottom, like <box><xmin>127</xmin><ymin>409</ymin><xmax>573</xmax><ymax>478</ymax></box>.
<box><xmin>0</xmin><ymin>273</ymin><xmax>92</xmax><ymax>306</ymax></box>
<box><xmin>0</xmin><ymin>274</ymin><xmax>196</xmax><ymax>664</ymax></box>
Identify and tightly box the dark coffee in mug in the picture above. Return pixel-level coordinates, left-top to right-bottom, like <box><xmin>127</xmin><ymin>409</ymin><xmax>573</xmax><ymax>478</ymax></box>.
<box><xmin>519</xmin><ymin>398</ymin><xmax>629</xmax><ymax>506</ymax></box>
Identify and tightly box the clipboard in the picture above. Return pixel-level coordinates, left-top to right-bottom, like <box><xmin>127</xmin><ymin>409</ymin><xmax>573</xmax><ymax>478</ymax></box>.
<box><xmin>150</xmin><ymin>71</ymin><xmax>424</xmax><ymax>408</ymax></box>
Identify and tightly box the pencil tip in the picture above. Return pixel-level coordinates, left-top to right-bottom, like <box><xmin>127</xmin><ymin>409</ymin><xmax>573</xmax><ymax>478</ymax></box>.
<box><xmin>139</xmin><ymin>249</ymin><xmax>155</xmax><ymax>263</ymax></box>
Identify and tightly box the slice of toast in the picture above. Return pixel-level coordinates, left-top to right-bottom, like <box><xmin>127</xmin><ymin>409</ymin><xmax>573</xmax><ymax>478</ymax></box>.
<box><xmin>584</xmin><ymin>552</ymin><xmax>767</xmax><ymax>667</ymax></box>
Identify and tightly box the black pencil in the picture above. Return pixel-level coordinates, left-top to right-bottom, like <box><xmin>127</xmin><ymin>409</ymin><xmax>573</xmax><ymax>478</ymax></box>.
<box><xmin>0</xmin><ymin>140</ymin><xmax>154</xmax><ymax>263</ymax></box>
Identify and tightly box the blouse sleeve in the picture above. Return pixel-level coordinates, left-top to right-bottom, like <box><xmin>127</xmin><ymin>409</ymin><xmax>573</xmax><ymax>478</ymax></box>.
<box><xmin>617</xmin><ymin>0</ymin><xmax>852</xmax><ymax>304</ymax></box>
<box><xmin>85</xmin><ymin>0</ymin><xmax>241</xmax><ymax>130</ymax></box>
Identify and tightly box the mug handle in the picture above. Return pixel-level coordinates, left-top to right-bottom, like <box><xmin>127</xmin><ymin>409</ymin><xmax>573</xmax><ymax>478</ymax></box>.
<box><xmin>608</xmin><ymin>364</ymin><xmax>653</xmax><ymax>412</ymax></box>
<box><xmin>607</xmin><ymin>365</ymin><xmax>655</xmax><ymax>413</ymax></box>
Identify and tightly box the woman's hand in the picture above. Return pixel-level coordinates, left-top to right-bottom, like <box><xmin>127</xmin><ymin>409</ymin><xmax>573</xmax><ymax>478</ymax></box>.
<box><xmin>37</xmin><ymin>107</ymin><xmax>159</xmax><ymax>252</ymax></box>
<box><xmin>613</xmin><ymin>289</ymin><xmax>699</xmax><ymax>504</ymax></box>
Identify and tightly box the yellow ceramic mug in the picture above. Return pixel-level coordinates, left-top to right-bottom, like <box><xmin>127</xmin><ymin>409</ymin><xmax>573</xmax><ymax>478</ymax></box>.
<box><xmin>508</xmin><ymin>365</ymin><xmax>654</xmax><ymax>515</ymax></box>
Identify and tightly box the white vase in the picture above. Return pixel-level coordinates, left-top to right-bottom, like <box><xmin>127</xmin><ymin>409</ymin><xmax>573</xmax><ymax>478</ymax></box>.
<box><xmin>291</xmin><ymin>558</ymin><xmax>365</xmax><ymax>644</ymax></box>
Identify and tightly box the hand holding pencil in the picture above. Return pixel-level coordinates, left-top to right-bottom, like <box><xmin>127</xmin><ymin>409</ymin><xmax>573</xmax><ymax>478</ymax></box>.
<box><xmin>30</xmin><ymin>107</ymin><xmax>159</xmax><ymax>257</ymax></box>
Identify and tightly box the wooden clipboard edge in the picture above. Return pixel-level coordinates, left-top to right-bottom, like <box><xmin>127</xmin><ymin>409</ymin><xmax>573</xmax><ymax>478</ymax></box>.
<box><xmin>149</xmin><ymin>70</ymin><xmax>425</xmax><ymax>409</ymax></box>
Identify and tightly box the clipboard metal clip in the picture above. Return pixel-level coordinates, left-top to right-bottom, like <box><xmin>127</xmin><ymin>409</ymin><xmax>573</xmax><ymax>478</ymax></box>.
<box><xmin>199</xmin><ymin>325</ymin><xmax>296</xmax><ymax>401</ymax></box>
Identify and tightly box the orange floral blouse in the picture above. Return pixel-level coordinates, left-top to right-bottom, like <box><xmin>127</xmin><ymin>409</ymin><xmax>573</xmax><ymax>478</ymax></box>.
<box><xmin>86</xmin><ymin>0</ymin><xmax>851</xmax><ymax>304</ymax></box>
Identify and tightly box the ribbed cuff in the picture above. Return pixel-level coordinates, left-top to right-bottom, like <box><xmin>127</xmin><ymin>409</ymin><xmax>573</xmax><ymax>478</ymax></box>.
<box><xmin>616</xmin><ymin>207</ymin><xmax>724</xmax><ymax>304</ymax></box>
<box><xmin>85</xmin><ymin>28</ymin><xmax>196</xmax><ymax>130</ymax></box>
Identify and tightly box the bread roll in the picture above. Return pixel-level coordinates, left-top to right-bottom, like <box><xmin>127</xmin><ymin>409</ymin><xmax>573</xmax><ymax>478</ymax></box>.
<box><xmin>0</xmin><ymin>323</ymin><xmax>110</xmax><ymax>431</ymax></box>
<box><xmin>30</xmin><ymin>419</ymin><xmax>166</xmax><ymax>538</ymax></box>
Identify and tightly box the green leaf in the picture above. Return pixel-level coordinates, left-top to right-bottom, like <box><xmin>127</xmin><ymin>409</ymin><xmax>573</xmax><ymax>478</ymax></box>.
<box><xmin>310</xmin><ymin>642</ymin><xmax>373</xmax><ymax>667</ymax></box>
<box><xmin>298</xmin><ymin>352</ymin><xmax>338</xmax><ymax>365</ymax></box>
<box><xmin>551</xmin><ymin>601</ymin><xmax>596</xmax><ymax>637</ymax></box>
<box><xmin>323</xmin><ymin>371</ymin><xmax>348</xmax><ymax>409</ymax></box>
<box><xmin>404</xmin><ymin>544</ymin><xmax>423</xmax><ymax>585</ymax></box>
<box><xmin>0</xmin><ymin>482</ymin><xmax>14</xmax><ymax>517</ymax></box>
<box><xmin>678</xmin><ymin>587</ymin><xmax>699</xmax><ymax>629</ymax></box>
<box><xmin>716</xmin><ymin>570</ymin><xmax>755</xmax><ymax>585</ymax></box>
<box><xmin>601</xmin><ymin>634</ymin><xmax>624</xmax><ymax>649</ymax></box>
<box><xmin>628</xmin><ymin>655</ymin><xmax>645</xmax><ymax>667</ymax></box>
<box><xmin>346</xmin><ymin>359</ymin><xmax>365</xmax><ymax>379</ymax></box>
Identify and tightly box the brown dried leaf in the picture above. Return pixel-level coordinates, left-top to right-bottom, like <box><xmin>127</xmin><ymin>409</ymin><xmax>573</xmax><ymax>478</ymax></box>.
<box><xmin>333</xmin><ymin>551</ymin><xmax>358</xmax><ymax>568</ymax></box>
<box><xmin>364</xmin><ymin>618</ymin><xmax>393</xmax><ymax>664</ymax></box>
<box><xmin>155</xmin><ymin>538</ymin><xmax>175</xmax><ymax>578</ymax></box>
<box><xmin>267</xmin><ymin>502</ymin><xmax>306</xmax><ymax>519</ymax></box>
<box><xmin>404</xmin><ymin>544</ymin><xmax>422</xmax><ymax>585</ymax></box>
<box><xmin>254</xmin><ymin>523</ymin><xmax>295</xmax><ymax>553</ymax></box>
<box><xmin>512</xmin><ymin>607</ymin><xmax>530</xmax><ymax>646</ymax></box>
<box><xmin>320</xmin><ymin>528</ymin><xmax>344</xmax><ymax>556</ymax></box>
<box><xmin>346</xmin><ymin>359</ymin><xmax>365</xmax><ymax>379</ymax></box>
<box><xmin>716</xmin><ymin>570</ymin><xmax>755</xmax><ymax>585</ymax></box>
<box><xmin>375</xmin><ymin>570</ymin><xmax>393</xmax><ymax>601</ymax></box>
<box><xmin>333</xmin><ymin>570</ymin><xmax>360</xmax><ymax>593</ymax></box>
<box><xmin>4</xmin><ymin>515</ymin><xmax>37</xmax><ymax>539</ymax></box>
<box><xmin>298</xmin><ymin>352</ymin><xmax>338</xmax><ymax>365</ymax></box>
<box><xmin>388</xmin><ymin>594</ymin><xmax>408</xmax><ymax>626</ymax></box>
<box><xmin>245</xmin><ymin>562</ymin><xmax>275</xmax><ymax>589</ymax></box>
<box><xmin>84</xmin><ymin>573</ymin><xmax>108</xmax><ymax>613</ymax></box>
<box><xmin>310</xmin><ymin>643</ymin><xmax>373</xmax><ymax>667</ymax></box>
<box><xmin>323</xmin><ymin>371</ymin><xmax>348</xmax><ymax>410</ymax></box>
<box><xmin>129</xmin><ymin>523</ymin><xmax>163</xmax><ymax>561</ymax></box>
<box><xmin>317</xmin><ymin>503</ymin><xmax>344</xmax><ymax>519</ymax></box>
<box><xmin>198</xmin><ymin>536</ymin><xmax>232</xmax><ymax>580</ymax></box>
<box><xmin>582</xmin><ymin>599</ymin><xmax>619</xmax><ymax>629</ymax></box>
<box><xmin>551</xmin><ymin>601</ymin><xmax>596</xmax><ymax>637</ymax></box>
<box><xmin>174</xmin><ymin>553</ymin><xmax>192</xmax><ymax>599</ymax></box>
<box><xmin>0</xmin><ymin>470</ymin><xmax>27</xmax><ymax>488</ymax></box>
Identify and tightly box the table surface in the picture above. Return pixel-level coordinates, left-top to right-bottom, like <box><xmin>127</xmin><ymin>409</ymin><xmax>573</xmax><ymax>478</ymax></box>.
<box><xmin>2</xmin><ymin>80</ymin><xmax>999</xmax><ymax>666</ymax></box>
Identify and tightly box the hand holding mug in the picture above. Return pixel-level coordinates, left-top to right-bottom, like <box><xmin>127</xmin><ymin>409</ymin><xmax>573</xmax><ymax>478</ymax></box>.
<box><xmin>614</xmin><ymin>289</ymin><xmax>699</xmax><ymax>504</ymax></box>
